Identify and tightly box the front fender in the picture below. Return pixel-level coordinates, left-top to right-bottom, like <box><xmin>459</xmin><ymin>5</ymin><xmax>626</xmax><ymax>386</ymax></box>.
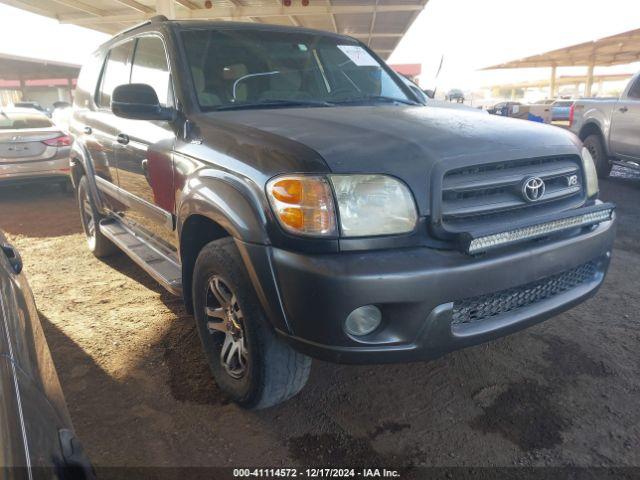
<box><xmin>176</xmin><ymin>168</ymin><xmax>270</xmax><ymax>244</ymax></box>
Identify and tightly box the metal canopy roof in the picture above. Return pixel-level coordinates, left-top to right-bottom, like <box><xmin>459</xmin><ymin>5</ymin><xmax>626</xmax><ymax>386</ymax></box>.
<box><xmin>0</xmin><ymin>0</ymin><xmax>429</xmax><ymax>60</ymax></box>
<box><xmin>483</xmin><ymin>27</ymin><xmax>640</xmax><ymax>69</ymax></box>
<box><xmin>486</xmin><ymin>73</ymin><xmax>634</xmax><ymax>90</ymax></box>
<box><xmin>0</xmin><ymin>52</ymin><xmax>79</xmax><ymax>80</ymax></box>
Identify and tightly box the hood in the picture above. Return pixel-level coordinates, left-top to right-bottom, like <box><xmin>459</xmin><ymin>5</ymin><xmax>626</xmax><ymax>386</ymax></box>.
<box><xmin>200</xmin><ymin>105</ymin><xmax>580</xmax><ymax>214</ymax></box>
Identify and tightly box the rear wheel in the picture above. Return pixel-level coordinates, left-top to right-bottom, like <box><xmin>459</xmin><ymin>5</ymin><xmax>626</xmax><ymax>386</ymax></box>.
<box><xmin>193</xmin><ymin>238</ymin><xmax>311</xmax><ymax>409</ymax></box>
<box><xmin>77</xmin><ymin>176</ymin><xmax>116</xmax><ymax>258</ymax></box>
<box><xmin>583</xmin><ymin>134</ymin><xmax>612</xmax><ymax>178</ymax></box>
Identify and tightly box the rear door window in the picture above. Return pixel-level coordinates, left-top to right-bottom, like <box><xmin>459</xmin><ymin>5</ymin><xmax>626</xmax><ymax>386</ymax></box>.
<box><xmin>130</xmin><ymin>36</ymin><xmax>173</xmax><ymax>107</ymax></box>
<box><xmin>97</xmin><ymin>40</ymin><xmax>134</xmax><ymax>108</ymax></box>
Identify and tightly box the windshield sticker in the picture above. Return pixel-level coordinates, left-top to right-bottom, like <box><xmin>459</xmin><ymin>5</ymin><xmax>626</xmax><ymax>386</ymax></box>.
<box><xmin>337</xmin><ymin>45</ymin><xmax>378</xmax><ymax>67</ymax></box>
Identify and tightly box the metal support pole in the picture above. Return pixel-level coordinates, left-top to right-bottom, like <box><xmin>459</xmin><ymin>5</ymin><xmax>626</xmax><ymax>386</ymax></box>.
<box><xmin>549</xmin><ymin>65</ymin><xmax>556</xmax><ymax>99</ymax></box>
<box><xmin>585</xmin><ymin>62</ymin><xmax>595</xmax><ymax>97</ymax></box>
<box><xmin>18</xmin><ymin>78</ymin><xmax>26</xmax><ymax>101</ymax></box>
<box><xmin>156</xmin><ymin>0</ymin><xmax>176</xmax><ymax>19</ymax></box>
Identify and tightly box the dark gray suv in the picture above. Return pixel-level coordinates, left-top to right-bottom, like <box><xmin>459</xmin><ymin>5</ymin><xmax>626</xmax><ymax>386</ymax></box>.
<box><xmin>70</xmin><ymin>16</ymin><xmax>615</xmax><ymax>408</ymax></box>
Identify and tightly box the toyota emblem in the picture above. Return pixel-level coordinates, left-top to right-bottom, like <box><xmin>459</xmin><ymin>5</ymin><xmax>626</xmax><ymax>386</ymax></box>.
<box><xmin>522</xmin><ymin>176</ymin><xmax>545</xmax><ymax>202</ymax></box>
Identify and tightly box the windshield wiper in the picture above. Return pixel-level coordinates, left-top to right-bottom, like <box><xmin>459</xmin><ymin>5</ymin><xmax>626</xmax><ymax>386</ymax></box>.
<box><xmin>334</xmin><ymin>95</ymin><xmax>419</xmax><ymax>106</ymax></box>
<box><xmin>212</xmin><ymin>99</ymin><xmax>334</xmax><ymax>111</ymax></box>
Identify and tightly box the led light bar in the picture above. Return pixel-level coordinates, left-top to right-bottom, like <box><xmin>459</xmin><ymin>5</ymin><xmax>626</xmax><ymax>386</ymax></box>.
<box><xmin>466</xmin><ymin>206</ymin><xmax>614</xmax><ymax>254</ymax></box>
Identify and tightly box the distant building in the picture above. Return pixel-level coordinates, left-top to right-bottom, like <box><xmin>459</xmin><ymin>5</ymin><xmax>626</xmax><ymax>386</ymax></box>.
<box><xmin>0</xmin><ymin>53</ymin><xmax>79</xmax><ymax>110</ymax></box>
<box><xmin>390</xmin><ymin>63</ymin><xmax>422</xmax><ymax>83</ymax></box>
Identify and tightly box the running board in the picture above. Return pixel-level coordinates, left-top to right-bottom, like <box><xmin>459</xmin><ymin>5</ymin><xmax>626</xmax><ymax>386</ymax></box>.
<box><xmin>99</xmin><ymin>219</ymin><xmax>182</xmax><ymax>296</ymax></box>
<box><xmin>612</xmin><ymin>159</ymin><xmax>640</xmax><ymax>171</ymax></box>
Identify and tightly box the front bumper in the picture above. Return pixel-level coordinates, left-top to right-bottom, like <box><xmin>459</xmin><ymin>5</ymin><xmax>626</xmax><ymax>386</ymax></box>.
<box><xmin>242</xmin><ymin>212</ymin><xmax>615</xmax><ymax>364</ymax></box>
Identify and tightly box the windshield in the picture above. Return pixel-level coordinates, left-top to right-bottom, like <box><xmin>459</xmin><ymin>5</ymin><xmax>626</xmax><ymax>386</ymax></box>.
<box><xmin>0</xmin><ymin>111</ymin><xmax>53</xmax><ymax>129</ymax></box>
<box><xmin>180</xmin><ymin>28</ymin><xmax>411</xmax><ymax>110</ymax></box>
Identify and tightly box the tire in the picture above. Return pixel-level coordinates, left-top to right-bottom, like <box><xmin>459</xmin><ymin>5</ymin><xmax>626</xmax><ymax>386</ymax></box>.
<box><xmin>193</xmin><ymin>237</ymin><xmax>311</xmax><ymax>409</ymax></box>
<box><xmin>583</xmin><ymin>134</ymin><xmax>612</xmax><ymax>179</ymax></box>
<box><xmin>77</xmin><ymin>176</ymin><xmax>116</xmax><ymax>258</ymax></box>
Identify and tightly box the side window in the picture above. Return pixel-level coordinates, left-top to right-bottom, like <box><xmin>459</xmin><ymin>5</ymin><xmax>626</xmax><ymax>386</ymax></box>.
<box><xmin>130</xmin><ymin>36</ymin><xmax>172</xmax><ymax>107</ymax></box>
<box><xmin>98</xmin><ymin>41</ymin><xmax>134</xmax><ymax>108</ymax></box>
<box><xmin>627</xmin><ymin>77</ymin><xmax>640</xmax><ymax>99</ymax></box>
<box><xmin>74</xmin><ymin>50</ymin><xmax>104</xmax><ymax>108</ymax></box>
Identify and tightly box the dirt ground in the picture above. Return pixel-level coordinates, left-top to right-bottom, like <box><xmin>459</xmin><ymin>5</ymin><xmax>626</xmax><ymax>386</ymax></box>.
<box><xmin>0</xmin><ymin>167</ymin><xmax>639</xmax><ymax>470</ymax></box>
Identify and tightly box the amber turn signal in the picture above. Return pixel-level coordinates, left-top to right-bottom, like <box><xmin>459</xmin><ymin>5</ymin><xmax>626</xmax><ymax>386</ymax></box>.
<box><xmin>266</xmin><ymin>175</ymin><xmax>337</xmax><ymax>236</ymax></box>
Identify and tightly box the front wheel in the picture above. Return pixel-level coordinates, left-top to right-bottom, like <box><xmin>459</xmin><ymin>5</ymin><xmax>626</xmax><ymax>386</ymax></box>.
<box><xmin>193</xmin><ymin>238</ymin><xmax>311</xmax><ymax>409</ymax></box>
<box><xmin>583</xmin><ymin>134</ymin><xmax>612</xmax><ymax>178</ymax></box>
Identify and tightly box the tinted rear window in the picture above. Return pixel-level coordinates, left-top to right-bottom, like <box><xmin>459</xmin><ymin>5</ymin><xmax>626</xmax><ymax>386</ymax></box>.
<box><xmin>0</xmin><ymin>112</ymin><xmax>53</xmax><ymax>129</ymax></box>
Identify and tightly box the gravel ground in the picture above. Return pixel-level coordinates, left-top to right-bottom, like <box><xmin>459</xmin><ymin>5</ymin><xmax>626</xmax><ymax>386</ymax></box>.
<box><xmin>0</xmin><ymin>166</ymin><xmax>638</xmax><ymax>470</ymax></box>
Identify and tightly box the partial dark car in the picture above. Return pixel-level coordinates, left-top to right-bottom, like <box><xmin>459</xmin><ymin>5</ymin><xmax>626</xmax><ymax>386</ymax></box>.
<box><xmin>0</xmin><ymin>108</ymin><xmax>72</xmax><ymax>192</ymax></box>
<box><xmin>0</xmin><ymin>231</ymin><xmax>93</xmax><ymax>478</ymax></box>
<box><xmin>70</xmin><ymin>17</ymin><xmax>614</xmax><ymax>409</ymax></box>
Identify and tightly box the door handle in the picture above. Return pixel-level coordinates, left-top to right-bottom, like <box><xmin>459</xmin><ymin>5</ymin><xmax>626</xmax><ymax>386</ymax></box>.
<box><xmin>619</xmin><ymin>106</ymin><xmax>629</xmax><ymax>113</ymax></box>
<box><xmin>83</xmin><ymin>126</ymin><xmax>92</xmax><ymax>135</ymax></box>
<box><xmin>1</xmin><ymin>243</ymin><xmax>23</xmax><ymax>274</ymax></box>
<box><xmin>117</xmin><ymin>133</ymin><xmax>130</xmax><ymax>145</ymax></box>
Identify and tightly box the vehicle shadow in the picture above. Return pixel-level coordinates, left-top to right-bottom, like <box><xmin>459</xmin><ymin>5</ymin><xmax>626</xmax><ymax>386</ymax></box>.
<box><xmin>0</xmin><ymin>184</ymin><xmax>81</xmax><ymax>238</ymax></box>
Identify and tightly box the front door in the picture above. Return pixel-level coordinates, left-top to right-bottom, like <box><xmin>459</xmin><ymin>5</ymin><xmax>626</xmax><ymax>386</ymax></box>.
<box><xmin>610</xmin><ymin>75</ymin><xmax>640</xmax><ymax>161</ymax></box>
<box><xmin>87</xmin><ymin>41</ymin><xmax>135</xmax><ymax>211</ymax></box>
<box><xmin>115</xmin><ymin>35</ymin><xmax>177</xmax><ymax>252</ymax></box>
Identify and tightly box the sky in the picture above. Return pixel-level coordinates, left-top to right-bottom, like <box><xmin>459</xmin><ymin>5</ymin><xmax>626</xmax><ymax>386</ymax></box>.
<box><xmin>389</xmin><ymin>0</ymin><xmax>640</xmax><ymax>93</ymax></box>
<box><xmin>0</xmin><ymin>0</ymin><xmax>639</xmax><ymax>94</ymax></box>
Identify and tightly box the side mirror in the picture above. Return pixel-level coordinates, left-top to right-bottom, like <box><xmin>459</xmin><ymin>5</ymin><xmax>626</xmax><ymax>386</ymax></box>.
<box><xmin>423</xmin><ymin>89</ymin><xmax>435</xmax><ymax>99</ymax></box>
<box><xmin>111</xmin><ymin>84</ymin><xmax>175</xmax><ymax>121</ymax></box>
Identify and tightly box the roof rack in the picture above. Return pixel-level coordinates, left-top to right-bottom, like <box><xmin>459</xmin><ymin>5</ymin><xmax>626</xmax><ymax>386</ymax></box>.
<box><xmin>113</xmin><ymin>15</ymin><xmax>168</xmax><ymax>38</ymax></box>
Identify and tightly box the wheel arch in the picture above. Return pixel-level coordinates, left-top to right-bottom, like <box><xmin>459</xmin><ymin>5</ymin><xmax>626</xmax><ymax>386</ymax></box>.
<box><xmin>176</xmin><ymin>176</ymin><xmax>271</xmax><ymax>316</ymax></box>
<box><xmin>579</xmin><ymin>121</ymin><xmax>609</xmax><ymax>156</ymax></box>
<box><xmin>69</xmin><ymin>140</ymin><xmax>103</xmax><ymax>211</ymax></box>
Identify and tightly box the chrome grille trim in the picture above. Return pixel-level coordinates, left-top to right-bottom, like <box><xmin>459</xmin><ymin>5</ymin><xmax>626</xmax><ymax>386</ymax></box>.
<box><xmin>441</xmin><ymin>156</ymin><xmax>584</xmax><ymax>222</ymax></box>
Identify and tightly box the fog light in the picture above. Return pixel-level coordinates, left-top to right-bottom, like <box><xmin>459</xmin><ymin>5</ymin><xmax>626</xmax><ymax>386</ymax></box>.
<box><xmin>345</xmin><ymin>305</ymin><xmax>382</xmax><ymax>337</ymax></box>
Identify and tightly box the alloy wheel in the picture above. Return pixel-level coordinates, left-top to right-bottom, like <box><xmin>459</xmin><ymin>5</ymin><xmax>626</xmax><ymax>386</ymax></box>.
<box><xmin>204</xmin><ymin>275</ymin><xmax>248</xmax><ymax>379</ymax></box>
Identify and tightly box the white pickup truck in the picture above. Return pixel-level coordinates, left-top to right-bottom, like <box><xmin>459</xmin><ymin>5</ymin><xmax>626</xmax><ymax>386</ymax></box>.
<box><xmin>570</xmin><ymin>71</ymin><xmax>640</xmax><ymax>177</ymax></box>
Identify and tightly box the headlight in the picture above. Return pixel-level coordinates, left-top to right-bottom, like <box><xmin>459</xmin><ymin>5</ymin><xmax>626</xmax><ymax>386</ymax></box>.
<box><xmin>581</xmin><ymin>146</ymin><xmax>599</xmax><ymax>198</ymax></box>
<box><xmin>329</xmin><ymin>174</ymin><xmax>417</xmax><ymax>237</ymax></box>
<box><xmin>266</xmin><ymin>175</ymin><xmax>337</xmax><ymax>237</ymax></box>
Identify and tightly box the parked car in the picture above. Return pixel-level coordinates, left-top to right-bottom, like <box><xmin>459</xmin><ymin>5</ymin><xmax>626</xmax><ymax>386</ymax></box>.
<box><xmin>487</xmin><ymin>101</ymin><xmax>522</xmax><ymax>116</ymax></box>
<box><xmin>0</xmin><ymin>107</ymin><xmax>72</xmax><ymax>192</ymax></box>
<box><xmin>551</xmin><ymin>99</ymin><xmax>574</xmax><ymax>122</ymax></box>
<box><xmin>13</xmin><ymin>101</ymin><xmax>50</xmax><ymax>117</ymax></box>
<box><xmin>399</xmin><ymin>76</ymin><xmax>487</xmax><ymax>114</ymax></box>
<box><xmin>570</xmin><ymin>71</ymin><xmax>640</xmax><ymax>177</ymax></box>
<box><xmin>70</xmin><ymin>17</ymin><xmax>615</xmax><ymax>409</ymax></box>
<box><xmin>446</xmin><ymin>88</ymin><xmax>465</xmax><ymax>103</ymax></box>
<box><xmin>0</xmin><ymin>231</ymin><xmax>93</xmax><ymax>478</ymax></box>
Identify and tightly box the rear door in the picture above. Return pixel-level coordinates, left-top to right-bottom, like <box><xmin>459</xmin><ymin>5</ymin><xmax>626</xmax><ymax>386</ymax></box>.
<box><xmin>115</xmin><ymin>34</ymin><xmax>177</xmax><ymax>251</ymax></box>
<box><xmin>609</xmin><ymin>74</ymin><xmax>640</xmax><ymax>160</ymax></box>
<box><xmin>86</xmin><ymin>40</ymin><xmax>135</xmax><ymax>211</ymax></box>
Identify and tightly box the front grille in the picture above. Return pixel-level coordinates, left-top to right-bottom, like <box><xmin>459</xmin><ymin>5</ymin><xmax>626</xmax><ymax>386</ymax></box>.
<box><xmin>440</xmin><ymin>156</ymin><xmax>584</xmax><ymax>231</ymax></box>
<box><xmin>451</xmin><ymin>261</ymin><xmax>598</xmax><ymax>325</ymax></box>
